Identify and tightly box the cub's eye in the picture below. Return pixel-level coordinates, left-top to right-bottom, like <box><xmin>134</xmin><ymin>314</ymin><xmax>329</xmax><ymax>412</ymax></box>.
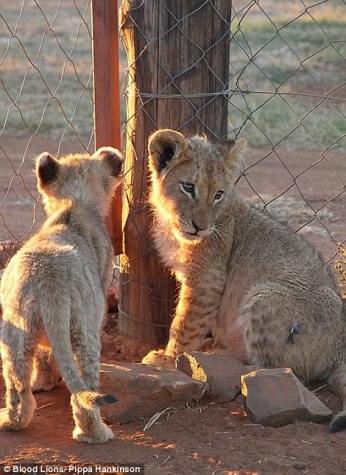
<box><xmin>180</xmin><ymin>182</ymin><xmax>195</xmax><ymax>196</ymax></box>
<box><xmin>214</xmin><ymin>190</ymin><xmax>224</xmax><ymax>202</ymax></box>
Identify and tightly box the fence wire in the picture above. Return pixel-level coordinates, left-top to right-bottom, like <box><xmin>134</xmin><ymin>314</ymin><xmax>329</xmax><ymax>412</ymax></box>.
<box><xmin>228</xmin><ymin>0</ymin><xmax>346</xmax><ymax>263</ymax></box>
<box><xmin>113</xmin><ymin>0</ymin><xmax>346</xmax><ymax>337</ymax></box>
<box><xmin>121</xmin><ymin>0</ymin><xmax>345</xmax><ymax>270</ymax></box>
<box><xmin>0</xmin><ymin>0</ymin><xmax>93</xmax><ymax>265</ymax></box>
<box><xmin>0</xmin><ymin>0</ymin><xmax>345</xmax><ymax>285</ymax></box>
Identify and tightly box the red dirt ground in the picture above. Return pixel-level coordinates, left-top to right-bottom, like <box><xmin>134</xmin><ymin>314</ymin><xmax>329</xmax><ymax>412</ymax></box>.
<box><xmin>1</xmin><ymin>136</ymin><xmax>346</xmax><ymax>474</ymax></box>
<box><xmin>1</xmin><ymin>317</ymin><xmax>346</xmax><ymax>475</ymax></box>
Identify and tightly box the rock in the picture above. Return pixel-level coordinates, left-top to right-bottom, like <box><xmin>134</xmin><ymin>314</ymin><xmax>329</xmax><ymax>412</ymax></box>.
<box><xmin>100</xmin><ymin>362</ymin><xmax>207</xmax><ymax>423</ymax></box>
<box><xmin>242</xmin><ymin>368</ymin><xmax>332</xmax><ymax>427</ymax></box>
<box><xmin>176</xmin><ymin>351</ymin><xmax>249</xmax><ymax>403</ymax></box>
<box><xmin>292</xmin><ymin>462</ymin><xmax>307</xmax><ymax>471</ymax></box>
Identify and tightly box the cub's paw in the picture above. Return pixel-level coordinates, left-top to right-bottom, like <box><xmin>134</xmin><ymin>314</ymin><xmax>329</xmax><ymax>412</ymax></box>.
<box><xmin>0</xmin><ymin>408</ymin><xmax>22</xmax><ymax>431</ymax></box>
<box><xmin>141</xmin><ymin>349</ymin><xmax>176</xmax><ymax>369</ymax></box>
<box><xmin>73</xmin><ymin>423</ymin><xmax>114</xmax><ymax>444</ymax></box>
<box><xmin>32</xmin><ymin>373</ymin><xmax>62</xmax><ymax>392</ymax></box>
<box><xmin>32</xmin><ymin>350</ymin><xmax>62</xmax><ymax>392</ymax></box>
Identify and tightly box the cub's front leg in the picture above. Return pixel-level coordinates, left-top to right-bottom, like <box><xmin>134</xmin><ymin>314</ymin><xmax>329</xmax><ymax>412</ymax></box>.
<box><xmin>143</xmin><ymin>264</ymin><xmax>227</xmax><ymax>367</ymax></box>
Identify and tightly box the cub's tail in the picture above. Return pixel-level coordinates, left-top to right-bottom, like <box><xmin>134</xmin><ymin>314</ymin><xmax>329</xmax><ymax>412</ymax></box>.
<box><xmin>75</xmin><ymin>391</ymin><xmax>117</xmax><ymax>410</ymax></box>
<box><xmin>40</xmin><ymin>297</ymin><xmax>118</xmax><ymax>409</ymax></box>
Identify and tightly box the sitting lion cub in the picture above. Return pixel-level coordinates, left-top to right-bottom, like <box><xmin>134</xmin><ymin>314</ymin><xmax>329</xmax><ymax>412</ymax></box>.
<box><xmin>143</xmin><ymin>129</ymin><xmax>346</xmax><ymax>432</ymax></box>
<box><xmin>0</xmin><ymin>147</ymin><xmax>123</xmax><ymax>443</ymax></box>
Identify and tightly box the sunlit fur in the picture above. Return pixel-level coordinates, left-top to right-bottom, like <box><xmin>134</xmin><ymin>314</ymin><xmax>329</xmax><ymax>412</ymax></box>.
<box><xmin>0</xmin><ymin>147</ymin><xmax>122</xmax><ymax>443</ymax></box>
<box><xmin>145</xmin><ymin>128</ymin><xmax>346</xmax><ymax>433</ymax></box>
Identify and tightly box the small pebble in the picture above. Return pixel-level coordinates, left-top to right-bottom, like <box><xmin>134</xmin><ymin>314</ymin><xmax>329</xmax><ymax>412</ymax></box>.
<box><xmin>293</xmin><ymin>461</ymin><xmax>307</xmax><ymax>470</ymax></box>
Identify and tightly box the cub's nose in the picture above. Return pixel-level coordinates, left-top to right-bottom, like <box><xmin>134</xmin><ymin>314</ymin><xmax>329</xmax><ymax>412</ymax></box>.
<box><xmin>192</xmin><ymin>220</ymin><xmax>200</xmax><ymax>233</ymax></box>
<box><xmin>191</xmin><ymin>220</ymin><xmax>214</xmax><ymax>238</ymax></box>
<box><xmin>192</xmin><ymin>220</ymin><xmax>209</xmax><ymax>233</ymax></box>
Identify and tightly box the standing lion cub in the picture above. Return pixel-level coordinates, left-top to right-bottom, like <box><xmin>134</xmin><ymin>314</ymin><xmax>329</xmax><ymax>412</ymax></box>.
<box><xmin>0</xmin><ymin>147</ymin><xmax>123</xmax><ymax>443</ymax></box>
<box><xmin>143</xmin><ymin>129</ymin><xmax>346</xmax><ymax>432</ymax></box>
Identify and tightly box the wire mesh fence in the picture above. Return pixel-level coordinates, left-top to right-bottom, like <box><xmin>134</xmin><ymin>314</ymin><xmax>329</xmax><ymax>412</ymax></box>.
<box><xmin>121</xmin><ymin>0</ymin><xmax>345</xmax><ymax>260</ymax></box>
<box><xmin>0</xmin><ymin>1</ymin><xmax>345</xmax><ymax>340</ymax></box>
<box><xmin>228</xmin><ymin>0</ymin><xmax>346</xmax><ymax>263</ymax></box>
<box><xmin>0</xmin><ymin>0</ymin><xmax>93</xmax><ymax>262</ymax></box>
<box><xmin>118</xmin><ymin>0</ymin><xmax>346</xmax><ymax>341</ymax></box>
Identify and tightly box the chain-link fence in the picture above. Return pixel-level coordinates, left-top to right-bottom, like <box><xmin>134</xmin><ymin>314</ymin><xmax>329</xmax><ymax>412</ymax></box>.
<box><xmin>228</xmin><ymin>0</ymin><xmax>346</xmax><ymax>263</ymax></box>
<box><xmin>0</xmin><ymin>0</ymin><xmax>94</xmax><ymax>267</ymax></box>
<box><xmin>0</xmin><ymin>0</ymin><xmax>345</xmax><ymax>339</ymax></box>
<box><xmin>118</xmin><ymin>0</ymin><xmax>346</xmax><ymax>342</ymax></box>
<box><xmin>121</xmin><ymin>0</ymin><xmax>345</xmax><ymax>260</ymax></box>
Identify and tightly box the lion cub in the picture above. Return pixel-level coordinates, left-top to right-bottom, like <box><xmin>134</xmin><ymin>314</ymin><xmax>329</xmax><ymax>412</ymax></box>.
<box><xmin>143</xmin><ymin>129</ymin><xmax>346</xmax><ymax>433</ymax></box>
<box><xmin>0</xmin><ymin>147</ymin><xmax>122</xmax><ymax>443</ymax></box>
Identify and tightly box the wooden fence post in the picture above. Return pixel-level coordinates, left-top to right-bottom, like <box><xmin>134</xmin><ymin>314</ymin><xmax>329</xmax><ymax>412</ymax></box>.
<box><xmin>92</xmin><ymin>0</ymin><xmax>122</xmax><ymax>255</ymax></box>
<box><xmin>119</xmin><ymin>0</ymin><xmax>232</xmax><ymax>344</ymax></box>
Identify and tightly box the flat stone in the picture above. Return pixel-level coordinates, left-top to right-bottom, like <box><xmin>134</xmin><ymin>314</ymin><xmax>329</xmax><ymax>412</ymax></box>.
<box><xmin>176</xmin><ymin>351</ymin><xmax>249</xmax><ymax>403</ymax></box>
<box><xmin>242</xmin><ymin>368</ymin><xmax>332</xmax><ymax>427</ymax></box>
<box><xmin>100</xmin><ymin>362</ymin><xmax>207</xmax><ymax>424</ymax></box>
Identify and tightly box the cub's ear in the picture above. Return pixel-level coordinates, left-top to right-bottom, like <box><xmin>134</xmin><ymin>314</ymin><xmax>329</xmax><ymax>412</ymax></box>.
<box><xmin>148</xmin><ymin>129</ymin><xmax>187</xmax><ymax>174</ymax></box>
<box><xmin>218</xmin><ymin>138</ymin><xmax>246</xmax><ymax>167</ymax></box>
<box><xmin>94</xmin><ymin>147</ymin><xmax>123</xmax><ymax>177</ymax></box>
<box><xmin>36</xmin><ymin>152</ymin><xmax>59</xmax><ymax>186</ymax></box>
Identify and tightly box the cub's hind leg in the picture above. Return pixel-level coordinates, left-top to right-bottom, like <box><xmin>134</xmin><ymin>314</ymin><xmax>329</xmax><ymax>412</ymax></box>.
<box><xmin>0</xmin><ymin>318</ymin><xmax>37</xmax><ymax>430</ymax></box>
<box><xmin>71</xmin><ymin>305</ymin><xmax>114</xmax><ymax>444</ymax></box>
<box><xmin>328</xmin><ymin>361</ymin><xmax>346</xmax><ymax>432</ymax></box>
<box><xmin>330</xmin><ymin>300</ymin><xmax>346</xmax><ymax>431</ymax></box>
<box><xmin>70</xmin><ymin>393</ymin><xmax>114</xmax><ymax>444</ymax></box>
<box><xmin>239</xmin><ymin>284</ymin><xmax>344</xmax><ymax>383</ymax></box>
<box><xmin>40</xmin><ymin>296</ymin><xmax>115</xmax><ymax>444</ymax></box>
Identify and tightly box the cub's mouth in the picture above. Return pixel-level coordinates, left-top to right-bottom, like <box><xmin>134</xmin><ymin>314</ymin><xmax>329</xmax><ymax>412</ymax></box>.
<box><xmin>178</xmin><ymin>225</ymin><xmax>215</xmax><ymax>242</ymax></box>
<box><xmin>183</xmin><ymin>231</ymin><xmax>204</xmax><ymax>241</ymax></box>
<box><xmin>173</xmin><ymin>226</ymin><xmax>202</xmax><ymax>243</ymax></box>
<box><xmin>176</xmin><ymin>216</ymin><xmax>215</xmax><ymax>242</ymax></box>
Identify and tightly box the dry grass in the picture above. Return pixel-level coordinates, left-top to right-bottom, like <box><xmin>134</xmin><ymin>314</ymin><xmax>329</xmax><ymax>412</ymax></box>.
<box><xmin>230</xmin><ymin>0</ymin><xmax>346</xmax><ymax>151</ymax></box>
<box><xmin>0</xmin><ymin>0</ymin><xmax>94</xmax><ymax>141</ymax></box>
<box><xmin>1</xmin><ymin>0</ymin><xmax>345</xmax><ymax>151</ymax></box>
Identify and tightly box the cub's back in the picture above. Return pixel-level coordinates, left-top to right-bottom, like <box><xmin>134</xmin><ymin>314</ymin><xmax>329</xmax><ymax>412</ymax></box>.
<box><xmin>229</xmin><ymin>201</ymin><xmax>336</xmax><ymax>291</ymax></box>
<box><xmin>0</xmin><ymin>216</ymin><xmax>106</xmax><ymax>315</ymax></box>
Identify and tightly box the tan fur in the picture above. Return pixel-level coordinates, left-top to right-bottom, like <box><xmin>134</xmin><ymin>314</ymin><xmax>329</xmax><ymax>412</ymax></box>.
<box><xmin>143</xmin><ymin>129</ymin><xmax>346</xmax><ymax>432</ymax></box>
<box><xmin>0</xmin><ymin>147</ymin><xmax>123</xmax><ymax>443</ymax></box>
<box><xmin>31</xmin><ymin>347</ymin><xmax>62</xmax><ymax>392</ymax></box>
